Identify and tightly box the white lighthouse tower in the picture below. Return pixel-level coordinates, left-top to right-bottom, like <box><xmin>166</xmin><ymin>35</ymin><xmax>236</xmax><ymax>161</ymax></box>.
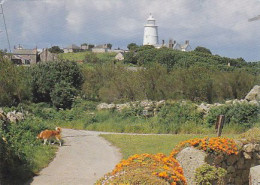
<box><xmin>143</xmin><ymin>13</ymin><xmax>159</xmax><ymax>46</ymax></box>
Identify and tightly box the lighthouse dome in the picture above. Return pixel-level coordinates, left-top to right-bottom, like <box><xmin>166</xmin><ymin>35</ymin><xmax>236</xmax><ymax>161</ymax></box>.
<box><xmin>147</xmin><ymin>13</ymin><xmax>155</xmax><ymax>21</ymax></box>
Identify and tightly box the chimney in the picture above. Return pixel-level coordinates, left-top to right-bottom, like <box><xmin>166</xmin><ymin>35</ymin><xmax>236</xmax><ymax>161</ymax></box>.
<box><xmin>162</xmin><ymin>40</ymin><xmax>165</xmax><ymax>46</ymax></box>
<box><xmin>169</xmin><ymin>39</ymin><xmax>173</xmax><ymax>48</ymax></box>
<box><xmin>173</xmin><ymin>40</ymin><xmax>176</xmax><ymax>44</ymax></box>
<box><xmin>185</xmin><ymin>40</ymin><xmax>189</xmax><ymax>45</ymax></box>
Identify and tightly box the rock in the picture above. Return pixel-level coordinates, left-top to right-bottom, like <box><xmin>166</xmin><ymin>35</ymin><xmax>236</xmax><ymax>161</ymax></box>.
<box><xmin>249</xmin><ymin>165</ymin><xmax>260</xmax><ymax>185</ymax></box>
<box><xmin>155</xmin><ymin>100</ymin><xmax>165</xmax><ymax>108</ymax></box>
<box><xmin>140</xmin><ymin>100</ymin><xmax>154</xmax><ymax>107</ymax></box>
<box><xmin>249</xmin><ymin>100</ymin><xmax>259</xmax><ymax>106</ymax></box>
<box><xmin>143</xmin><ymin>106</ymin><xmax>153</xmax><ymax>111</ymax></box>
<box><xmin>235</xmin><ymin>140</ymin><xmax>244</xmax><ymax>149</ymax></box>
<box><xmin>225</xmin><ymin>100</ymin><xmax>233</xmax><ymax>104</ymax></box>
<box><xmin>213</xmin><ymin>154</ymin><xmax>224</xmax><ymax>165</ymax></box>
<box><xmin>227</xmin><ymin>155</ymin><xmax>239</xmax><ymax>165</ymax></box>
<box><xmin>6</xmin><ymin>111</ymin><xmax>18</xmax><ymax>123</ymax></box>
<box><xmin>234</xmin><ymin>176</ymin><xmax>243</xmax><ymax>185</ymax></box>
<box><xmin>176</xmin><ymin>147</ymin><xmax>207</xmax><ymax>185</ymax></box>
<box><xmin>97</xmin><ymin>103</ymin><xmax>110</xmax><ymax>110</ymax></box>
<box><xmin>116</xmin><ymin>103</ymin><xmax>131</xmax><ymax>112</ymax></box>
<box><xmin>233</xmin><ymin>99</ymin><xmax>240</xmax><ymax>104</ymax></box>
<box><xmin>253</xmin><ymin>152</ymin><xmax>260</xmax><ymax>160</ymax></box>
<box><xmin>107</xmin><ymin>104</ymin><xmax>116</xmax><ymax>109</ymax></box>
<box><xmin>197</xmin><ymin>103</ymin><xmax>210</xmax><ymax>114</ymax></box>
<box><xmin>6</xmin><ymin>111</ymin><xmax>24</xmax><ymax>123</ymax></box>
<box><xmin>244</xmin><ymin>144</ymin><xmax>256</xmax><ymax>153</ymax></box>
<box><xmin>255</xmin><ymin>144</ymin><xmax>260</xmax><ymax>152</ymax></box>
<box><xmin>0</xmin><ymin>107</ymin><xmax>4</xmax><ymax>114</ymax></box>
<box><xmin>245</xmin><ymin>85</ymin><xmax>260</xmax><ymax>101</ymax></box>
<box><xmin>244</xmin><ymin>152</ymin><xmax>252</xmax><ymax>159</ymax></box>
<box><xmin>227</xmin><ymin>166</ymin><xmax>236</xmax><ymax>173</ymax></box>
<box><xmin>242</xmin><ymin>169</ymin><xmax>250</xmax><ymax>183</ymax></box>
<box><xmin>237</xmin><ymin>157</ymin><xmax>245</xmax><ymax>170</ymax></box>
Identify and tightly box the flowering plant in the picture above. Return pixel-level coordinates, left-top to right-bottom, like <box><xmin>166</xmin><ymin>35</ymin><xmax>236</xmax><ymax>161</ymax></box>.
<box><xmin>98</xmin><ymin>153</ymin><xmax>187</xmax><ymax>185</ymax></box>
<box><xmin>170</xmin><ymin>137</ymin><xmax>238</xmax><ymax>157</ymax></box>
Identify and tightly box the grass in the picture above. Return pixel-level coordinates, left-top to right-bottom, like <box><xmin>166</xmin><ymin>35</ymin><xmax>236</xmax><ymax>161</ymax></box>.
<box><xmin>100</xmin><ymin>134</ymin><xmax>239</xmax><ymax>159</ymax></box>
<box><xmin>58</xmin><ymin>51</ymin><xmax>117</xmax><ymax>62</ymax></box>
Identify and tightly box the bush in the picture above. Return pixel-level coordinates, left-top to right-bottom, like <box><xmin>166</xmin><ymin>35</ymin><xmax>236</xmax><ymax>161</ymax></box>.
<box><xmin>206</xmin><ymin>103</ymin><xmax>260</xmax><ymax>128</ymax></box>
<box><xmin>0</xmin><ymin>59</ymin><xmax>31</xmax><ymax>106</ymax></box>
<box><xmin>195</xmin><ymin>164</ymin><xmax>227</xmax><ymax>185</ymax></box>
<box><xmin>0</xmin><ymin>116</ymin><xmax>56</xmax><ymax>184</ymax></box>
<box><xmin>30</xmin><ymin>60</ymin><xmax>84</xmax><ymax>108</ymax></box>
<box><xmin>157</xmin><ymin>102</ymin><xmax>203</xmax><ymax>133</ymax></box>
<box><xmin>50</xmin><ymin>81</ymin><xmax>77</xmax><ymax>109</ymax></box>
<box><xmin>97</xmin><ymin>153</ymin><xmax>186</xmax><ymax>185</ymax></box>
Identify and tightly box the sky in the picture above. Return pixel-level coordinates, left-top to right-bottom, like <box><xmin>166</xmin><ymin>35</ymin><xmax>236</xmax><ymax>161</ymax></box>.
<box><xmin>0</xmin><ymin>0</ymin><xmax>260</xmax><ymax>61</ymax></box>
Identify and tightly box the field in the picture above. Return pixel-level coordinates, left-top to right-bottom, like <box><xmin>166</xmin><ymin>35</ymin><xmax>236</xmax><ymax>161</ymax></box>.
<box><xmin>58</xmin><ymin>51</ymin><xmax>117</xmax><ymax>62</ymax></box>
<box><xmin>100</xmin><ymin>133</ymin><xmax>239</xmax><ymax>159</ymax></box>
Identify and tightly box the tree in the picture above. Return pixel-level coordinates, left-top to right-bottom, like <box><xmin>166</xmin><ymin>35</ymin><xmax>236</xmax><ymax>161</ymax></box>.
<box><xmin>107</xmin><ymin>43</ymin><xmax>112</xmax><ymax>49</ymax></box>
<box><xmin>50</xmin><ymin>81</ymin><xmax>77</xmax><ymax>109</ymax></box>
<box><xmin>194</xmin><ymin>46</ymin><xmax>212</xmax><ymax>55</ymax></box>
<box><xmin>30</xmin><ymin>61</ymin><xmax>84</xmax><ymax>108</ymax></box>
<box><xmin>0</xmin><ymin>58</ymin><xmax>31</xmax><ymax>106</ymax></box>
<box><xmin>127</xmin><ymin>43</ymin><xmax>139</xmax><ymax>51</ymax></box>
<box><xmin>124</xmin><ymin>51</ymin><xmax>137</xmax><ymax>64</ymax></box>
<box><xmin>48</xmin><ymin>46</ymin><xmax>64</xmax><ymax>54</ymax></box>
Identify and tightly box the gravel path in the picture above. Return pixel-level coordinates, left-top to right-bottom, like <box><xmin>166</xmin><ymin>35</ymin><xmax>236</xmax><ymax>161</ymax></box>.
<box><xmin>29</xmin><ymin>129</ymin><xmax>122</xmax><ymax>185</ymax></box>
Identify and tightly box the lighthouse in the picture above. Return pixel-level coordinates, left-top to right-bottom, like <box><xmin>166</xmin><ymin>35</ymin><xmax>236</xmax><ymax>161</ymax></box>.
<box><xmin>143</xmin><ymin>13</ymin><xmax>159</xmax><ymax>46</ymax></box>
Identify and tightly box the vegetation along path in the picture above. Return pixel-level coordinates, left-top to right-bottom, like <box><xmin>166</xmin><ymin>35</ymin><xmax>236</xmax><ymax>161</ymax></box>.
<box><xmin>29</xmin><ymin>129</ymin><xmax>122</xmax><ymax>185</ymax></box>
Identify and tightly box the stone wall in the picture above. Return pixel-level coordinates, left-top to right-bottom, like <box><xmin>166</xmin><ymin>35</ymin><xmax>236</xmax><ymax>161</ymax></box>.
<box><xmin>177</xmin><ymin>141</ymin><xmax>260</xmax><ymax>185</ymax></box>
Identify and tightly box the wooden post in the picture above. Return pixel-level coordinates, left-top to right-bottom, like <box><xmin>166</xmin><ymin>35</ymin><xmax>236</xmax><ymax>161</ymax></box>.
<box><xmin>215</xmin><ymin>115</ymin><xmax>225</xmax><ymax>137</ymax></box>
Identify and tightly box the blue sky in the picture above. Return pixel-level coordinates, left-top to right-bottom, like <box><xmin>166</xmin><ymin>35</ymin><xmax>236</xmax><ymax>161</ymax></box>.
<box><xmin>1</xmin><ymin>0</ymin><xmax>260</xmax><ymax>61</ymax></box>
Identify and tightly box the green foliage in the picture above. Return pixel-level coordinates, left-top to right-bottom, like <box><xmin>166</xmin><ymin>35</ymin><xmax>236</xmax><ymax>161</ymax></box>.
<box><xmin>124</xmin><ymin>51</ymin><xmax>138</xmax><ymax>64</ymax></box>
<box><xmin>157</xmin><ymin>102</ymin><xmax>203</xmax><ymax>133</ymax></box>
<box><xmin>195</xmin><ymin>164</ymin><xmax>227</xmax><ymax>185</ymax></box>
<box><xmin>0</xmin><ymin>116</ymin><xmax>56</xmax><ymax>184</ymax></box>
<box><xmin>48</xmin><ymin>46</ymin><xmax>64</xmax><ymax>53</ymax></box>
<box><xmin>194</xmin><ymin>46</ymin><xmax>212</xmax><ymax>55</ymax></box>
<box><xmin>0</xmin><ymin>58</ymin><xmax>31</xmax><ymax>106</ymax></box>
<box><xmin>206</xmin><ymin>103</ymin><xmax>260</xmax><ymax>128</ymax></box>
<box><xmin>50</xmin><ymin>81</ymin><xmax>77</xmax><ymax>109</ymax></box>
<box><xmin>96</xmin><ymin>167</ymin><xmax>169</xmax><ymax>185</ymax></box>
<box><xmin>127</xmin><ymin>43</ymin><xmax>139</xmax><ymax>51</ymax></box>
<box><xmin>107</xmin><ymin>43</ymin><xmax>112</xmax><ymax>49</ymax></box>
<box><xmin>84</xmin><ymin>52</ymin><xmax>100</xmax><ymax>63</ymax></box>
<box><xmin>30</xmin><ymin>60</ymin><xmax>84</xmax><ymax>108</ymax></box>
<box><xmin>239</xmin><ymin>127</ymin><xmax>260</xmax><ymax>143</ymax></box>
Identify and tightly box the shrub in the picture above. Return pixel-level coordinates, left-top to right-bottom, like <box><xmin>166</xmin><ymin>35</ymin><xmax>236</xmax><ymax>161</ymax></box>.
<box><xmin>239</xmin><ymin>127</ymin><xmax>260</xmax><ymax>143</ymax></box>
<box><xmin>97</xmin><ymin>153</ymin><xmax>186</xmax><ymax>185</ymax></box>
<box><xmin>0</xmin><ymin>116</ymin><xmax>55</xmax><ymax>184</ymax></box>
<box><xmin>170</xmin><ymin>137</ymin><xmax>239</xmax><ymax>157</ymax></box>
<box><xmin>30</xmin><ymin>60</ymin><xmax>84</xmax><ymax>108</ymax></box>
<box><xmin>195</xmin><ymin>164</ymin><xmax>227</xmax><ymax>185</ymax></box>
<box><xmin>50</xmin><ymin>81</ymin><xmax>77</xmax><ymax>109</ymax></box>
<box><xmin>206</xmin><ymin>103</ymin><xmax>260</xmax><ymax>128</ymax></box>
<box><xmin>0</xmin><ymin>59</ymin><xmax>31</xmax><ymax>106</ymax></box>
<box><xmin>157</xmin><ymin>102</ymin><xmax>203</xmax><ymax>133</ymax></box>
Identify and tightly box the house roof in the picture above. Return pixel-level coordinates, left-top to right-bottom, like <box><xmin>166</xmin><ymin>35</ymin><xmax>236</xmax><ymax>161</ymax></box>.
<box><xmin>12</xmin><ymin>55</ymin><xmax>32</xmax><ymax>60</ymax></box>
<box><xmin>13</xmin><ymin>49</ymin><xmax>37</xmax><ymax>55</ymax></box>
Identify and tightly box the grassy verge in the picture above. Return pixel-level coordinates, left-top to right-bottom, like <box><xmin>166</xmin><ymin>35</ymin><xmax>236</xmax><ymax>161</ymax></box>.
<box><xmin>100</xmin><ymin>134</ymin><xmax>239</xmax><ymax>159</ymax></box>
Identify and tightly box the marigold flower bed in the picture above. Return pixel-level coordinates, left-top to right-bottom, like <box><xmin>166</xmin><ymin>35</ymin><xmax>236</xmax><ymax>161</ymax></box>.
<box><xmin>97</xmin><ymin>153</ymin><xmax>187</xmax><ymax>185</ymax></box>
<box><xmin>170</xmin><ymin>137</ymin><xmax>239</xmax><ymax>157</ymax></box>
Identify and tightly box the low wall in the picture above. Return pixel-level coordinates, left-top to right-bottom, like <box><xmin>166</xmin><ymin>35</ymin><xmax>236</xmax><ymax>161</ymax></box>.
<box><xmin>177</xmin><ymin>141</ymin><xmax>260</xmax><ymax>185</ymax></box>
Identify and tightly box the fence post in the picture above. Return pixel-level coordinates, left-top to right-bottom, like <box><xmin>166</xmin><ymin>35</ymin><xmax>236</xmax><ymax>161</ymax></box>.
<box><xmin>215</xmin><ymin>115</ymin><xmax>225</xmax><ymax>137</ymax></box>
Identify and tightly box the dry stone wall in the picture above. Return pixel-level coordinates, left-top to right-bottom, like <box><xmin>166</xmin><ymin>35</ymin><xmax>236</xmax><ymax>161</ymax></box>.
<box><xmin>177</xmin><ymin>141</ymin><xmax>260</xmax><ymax>185</ymax></box>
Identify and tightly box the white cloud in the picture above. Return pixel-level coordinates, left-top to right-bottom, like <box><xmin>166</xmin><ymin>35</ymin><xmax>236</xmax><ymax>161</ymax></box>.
<box><xmin>1</xmin><ymin>0</ymin><xmax>260</xmax><ymax>60</ymax></box>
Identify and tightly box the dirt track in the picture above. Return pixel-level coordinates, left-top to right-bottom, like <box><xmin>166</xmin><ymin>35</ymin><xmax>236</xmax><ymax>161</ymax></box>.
<box><xmin>29</xmin><ymin>129</ymin><xmax>122</xmax><ymax>185</ymax></box>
